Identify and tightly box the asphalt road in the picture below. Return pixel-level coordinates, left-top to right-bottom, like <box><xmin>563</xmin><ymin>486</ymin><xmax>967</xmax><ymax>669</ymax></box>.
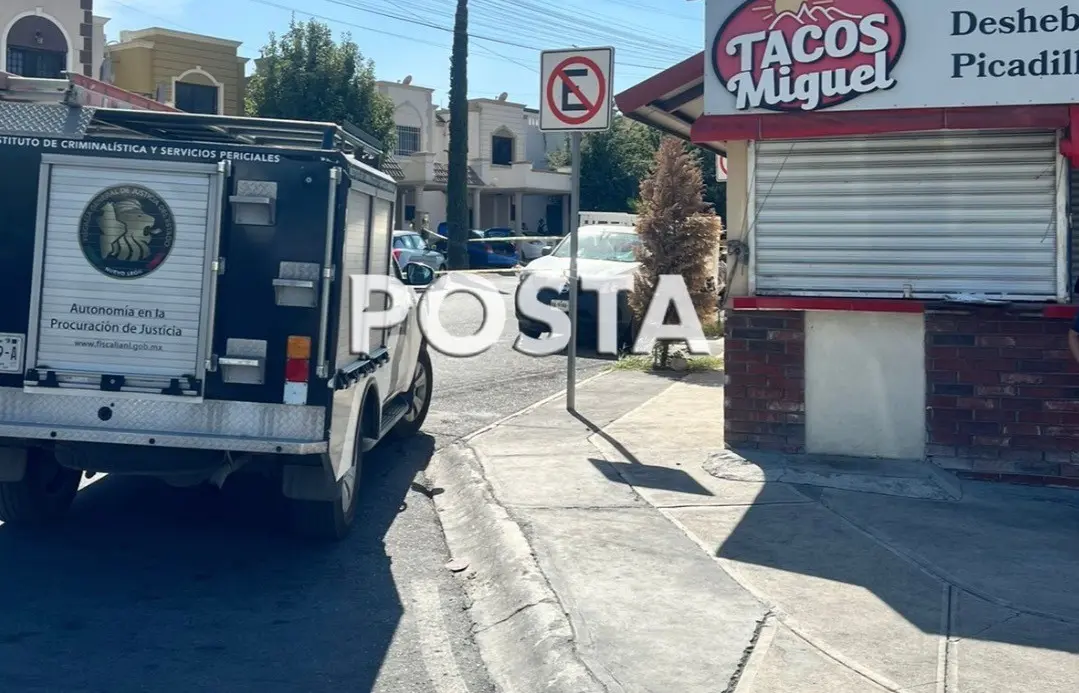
<box><xmin>0</xmin><ymin>273</ymin><xmax>610</xmax><ymax>693</ymax></box>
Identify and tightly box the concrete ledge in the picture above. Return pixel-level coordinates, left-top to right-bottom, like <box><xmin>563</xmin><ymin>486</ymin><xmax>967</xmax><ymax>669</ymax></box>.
<box><xmin>708</xmin><ymin>449</ymin><xmax>963</xmax><ymax>501</ymax></box>
<box><xmin>425</xmin><ymin>443</ymin><xmax>604</xmax><ymax>693</ymax></box>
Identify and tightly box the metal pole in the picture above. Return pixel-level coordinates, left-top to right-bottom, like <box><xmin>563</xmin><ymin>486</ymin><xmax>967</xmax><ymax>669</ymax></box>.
<box><xmin>567</xmin><ymin>131</ymin><xmax>581</xmax><ymax>412</ymax></box>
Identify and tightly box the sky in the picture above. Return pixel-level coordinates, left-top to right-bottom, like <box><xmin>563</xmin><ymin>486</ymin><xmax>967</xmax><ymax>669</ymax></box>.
<box><xmin>93</xmin><ymin>0</ymin><xmax>705</xmax><ymax>109</ymax></box>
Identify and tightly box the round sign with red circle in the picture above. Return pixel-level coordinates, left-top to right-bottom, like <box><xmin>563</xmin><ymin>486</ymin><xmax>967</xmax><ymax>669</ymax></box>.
<box><xmin>545</xmin><ymin>56</ymin><xmax>607</xmax><ymax>126</ymax></box>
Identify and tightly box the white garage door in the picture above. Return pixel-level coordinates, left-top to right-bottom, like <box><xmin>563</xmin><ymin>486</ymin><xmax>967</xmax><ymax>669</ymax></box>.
<box><xmin>753</xmin><ymin>130</ymin><xmax>1064</xmax><ymax>300</ymax></box>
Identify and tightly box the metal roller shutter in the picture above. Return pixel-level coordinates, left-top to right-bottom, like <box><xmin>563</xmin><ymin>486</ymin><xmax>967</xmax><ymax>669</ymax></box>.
<box><xmin>753</xmin><ymin>130</ymin><xmax>1063</xmax><ymax>300</ymax></box>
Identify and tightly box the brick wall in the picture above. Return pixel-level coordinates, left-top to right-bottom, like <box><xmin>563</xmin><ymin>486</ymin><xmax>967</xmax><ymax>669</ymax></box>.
<box><xmin>724</xmin><ymin>310</ymin><xmax>805</xmax><ymax>453</ymax></box>
<box><xmin>925</xmin><ymin>309</ymin><xmax>1079</xmax><ymax>483</ymax></box>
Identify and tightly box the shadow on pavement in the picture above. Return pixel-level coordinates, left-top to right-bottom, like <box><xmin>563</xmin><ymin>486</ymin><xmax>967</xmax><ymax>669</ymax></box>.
<box><xmin>713</xmin><ymin>473</ymin><xmax>1079</xmax><ymax>656</ymax></box>
<box><xmin>571</xmin><ymin>410</ymin><xmax>714</xmax><ymax>497</ymax></box>
<box><xmin>0</xmin><ymin>434</ymin><xmax>436</xmax><ymax>692</ymax></box>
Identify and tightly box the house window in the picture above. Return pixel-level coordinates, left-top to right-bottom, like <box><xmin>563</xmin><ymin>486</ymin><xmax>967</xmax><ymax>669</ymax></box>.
<box><xmin>492</xmin><ymin>135</ymin><xmax>514</xmax><ymax>165</ymax></box>
<box><xmin>5</xmin><ymin>47</ymin><xmax>65</xmax><ymax>79</ymax></box>
<box><xmin>175</xmin><ymin>81</ymin><xmax>218</xmax><ymax>114</ymax></box>
<box><xmin>396</xmin><ymin>126</ymin><xmax>421</xmax><ymax>156</ymax></box>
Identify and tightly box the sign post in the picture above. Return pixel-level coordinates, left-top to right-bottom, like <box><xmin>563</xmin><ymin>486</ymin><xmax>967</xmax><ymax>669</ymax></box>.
<box><xmin>540</xmin><ymin>46</ymin><xmax>614</xmax><ymax>412</ymax></box>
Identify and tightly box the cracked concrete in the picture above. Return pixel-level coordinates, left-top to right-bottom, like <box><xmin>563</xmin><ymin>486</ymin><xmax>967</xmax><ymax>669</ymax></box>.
<box><xmin>431</xmin><ymin>368</ymin><xmax>1079</xmax><ymax>692</ymax></box>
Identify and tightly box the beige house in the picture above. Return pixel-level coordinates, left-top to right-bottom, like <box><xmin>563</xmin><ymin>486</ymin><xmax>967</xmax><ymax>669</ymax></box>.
<box><xmin>1</xmin><ymin>1</ymin><xmax>108</xmax><ymax>79</ymax></box>
<box><xmin>106</xmin><ymin>27</ymin><xmax>246</xmax><ymax>116</ymax></box>
<box><xmin>377</xmin><ymin>77</ymin><xmax>571</xmax><ymax>234</ymax></box>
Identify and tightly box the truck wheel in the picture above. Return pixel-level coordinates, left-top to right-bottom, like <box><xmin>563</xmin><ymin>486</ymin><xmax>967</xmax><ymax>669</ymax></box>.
<box><xmin>388</xmin><ymin>348</ymin><xmax>433</xmax><ymax>439</ymax></box>
<box><xmin>0</xmin><ymin>448</ymin><xmax>81</xmax><ymax>527</ymax></box>
<box><xmin>287</xmin><ymin>445</ymin><xmax>361</xmax><ymax>541</ymax></box>
<box><xmin>519</xmin><ymin>324</ymin><xmax>544</xmax><ymax>339</ymax></box>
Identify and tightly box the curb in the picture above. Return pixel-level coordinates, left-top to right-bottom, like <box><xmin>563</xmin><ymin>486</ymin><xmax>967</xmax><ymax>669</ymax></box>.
<box><xmin>426</xmin><ymin>443</ymin><xmax>606</xmax><ymax>693</ymax></box>
<box><xmin>424</xmin><ymin>371</ymin><xmax>615</xmax><ymax>693</ymax></box>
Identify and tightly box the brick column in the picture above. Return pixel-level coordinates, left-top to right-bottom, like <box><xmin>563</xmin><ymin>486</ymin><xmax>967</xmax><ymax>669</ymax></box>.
<box><xmin>79</xmin><ymin>0</ymin><xmax>94</xmax><ymax>76</ymax></box>
<box><xmin>724</xmin><ymin>310</ymin><xmax>806</xmax><ymax>453</ymax></box>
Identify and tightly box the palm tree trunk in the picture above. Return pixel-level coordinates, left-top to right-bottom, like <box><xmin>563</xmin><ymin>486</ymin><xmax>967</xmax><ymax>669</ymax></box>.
<box><xmin>446</xmin><ymin>0</ymin><xmax>470</xmax><ymax>270</ymax></box>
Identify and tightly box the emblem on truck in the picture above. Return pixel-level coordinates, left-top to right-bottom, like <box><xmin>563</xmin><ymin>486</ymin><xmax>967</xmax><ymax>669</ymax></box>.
<box><xmin>78</xmin><ymin>185</ymin><xmax>176</xmax><ymax>279</ymax></box>
<box><xmin>712</xmin><ymin>0</ymin><xmax>905</xmax><ymax>112</ymax></box>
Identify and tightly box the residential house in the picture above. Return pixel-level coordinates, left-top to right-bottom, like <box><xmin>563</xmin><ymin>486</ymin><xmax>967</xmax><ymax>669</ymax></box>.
<box><xmin>377</xmin><ymin>77</ymin><xmax>572</xmax><ymax>234</ymax></box>
<box><xmin>104</xmin><ymin>27</ymin><xmax>247</xmax><ymax>116</ymax></box>
<box><xmin>1</xmin><ymin>1</ymin><xmax>108</xmax><ymax>79</ymax></box>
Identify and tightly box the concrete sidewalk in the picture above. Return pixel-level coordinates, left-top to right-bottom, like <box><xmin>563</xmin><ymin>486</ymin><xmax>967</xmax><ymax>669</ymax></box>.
<box><xmin>427</xmin><ymin>370</ymin><xmax>1079</xmax><ymax>693</ymax></box>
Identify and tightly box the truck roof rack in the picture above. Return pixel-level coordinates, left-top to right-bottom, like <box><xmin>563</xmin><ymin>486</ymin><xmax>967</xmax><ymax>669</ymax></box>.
<box><xmin>88</xmin><ymin>108</ymin><xmax>383</xmax><ymax>159</ymax></box>
<box><xmin>0</xmin><ymin>71</ymin><xmax>384</xmax><ymax>161</ymax></box>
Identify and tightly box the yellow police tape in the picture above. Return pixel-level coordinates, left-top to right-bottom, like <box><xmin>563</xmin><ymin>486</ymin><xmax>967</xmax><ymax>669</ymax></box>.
<box><xmin>433</xmin><ymin>267</ymin><xmax>522</xmax><ymax>275</ymax></box>
<box><xmin>420</xmin><ymin>233</ymin><xmax>565</xmax><ymax>244</ymax></box>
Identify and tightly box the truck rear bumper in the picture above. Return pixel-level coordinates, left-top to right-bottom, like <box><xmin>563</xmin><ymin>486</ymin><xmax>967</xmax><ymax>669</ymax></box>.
<box><xmin>0</xmin><ymin>387</ymin><xmax>327</xmax><ymax>454</ymax></box>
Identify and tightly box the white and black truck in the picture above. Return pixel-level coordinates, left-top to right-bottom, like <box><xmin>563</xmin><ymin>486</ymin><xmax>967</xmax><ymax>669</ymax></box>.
<box><xmin>0</xmin><ymin>96</ymin><xmax>435</xmax><ymax>540</ymax></box>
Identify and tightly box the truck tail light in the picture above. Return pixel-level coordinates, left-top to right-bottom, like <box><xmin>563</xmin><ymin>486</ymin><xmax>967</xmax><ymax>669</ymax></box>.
<box><xmin>392</xmin><ymin>248</ymin><xmax>402</xmax><ymax>263</ymax></box>
<box><xmin>283</xmin><ymin>335</ymin><xmax>310</xmax><ymax>405</ymax></box>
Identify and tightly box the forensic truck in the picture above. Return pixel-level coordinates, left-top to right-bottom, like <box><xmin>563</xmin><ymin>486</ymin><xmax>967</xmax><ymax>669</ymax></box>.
<box><xmin>0</xmin><ymin>96</ymin><xmax>435</xmax><ymax>540</ymax></box>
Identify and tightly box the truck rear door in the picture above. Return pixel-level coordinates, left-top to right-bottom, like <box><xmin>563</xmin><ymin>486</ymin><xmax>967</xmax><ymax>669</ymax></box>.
<box><xmin>24</xmin><ymin>154</ymin><xmax>225</xmax><ymax>396</ymax></box>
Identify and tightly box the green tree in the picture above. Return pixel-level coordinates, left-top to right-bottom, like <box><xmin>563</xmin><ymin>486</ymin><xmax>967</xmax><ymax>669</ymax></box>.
<box><xmin>578</xmin><ymin>115</ymin><xmax>657</xmax><ymax>213</ymax></box>
<box><xmin>444</xmin><ymin>0</ymin><xmax>470</xmax><ymax>269</ymax></box>
<box><xmin>695</xmin><ymin>148</ymin><xmax>727</xmax><ymax>222</ymax></box>
<box><xmin>630</xmin><ymin>137</ymin><xmax>723</xmax><ymax>368</ymax></box>
<box><xmin>548</xmin><ymin>119</ymin><xmax>726</xmax><ymax>221</ymax></box>
<box><xmin>245</xmin><ymin>18</ymin><xmax>395</xmax><ymax>152</ymax></box>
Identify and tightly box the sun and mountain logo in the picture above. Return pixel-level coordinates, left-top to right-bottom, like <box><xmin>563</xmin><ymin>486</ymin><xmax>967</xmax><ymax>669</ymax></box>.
<box><xmin>712</xmin><ymin>0</ymin><xmax>906</xmax><ymax>112</ymax></box>
<box><xmin>78</xmin><ymin>185</ymin><xmax>176</xmax><ymax>279</ymax></box>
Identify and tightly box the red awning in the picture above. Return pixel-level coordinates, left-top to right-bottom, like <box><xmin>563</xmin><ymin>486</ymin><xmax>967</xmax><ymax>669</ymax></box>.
<box><xmin>613</xmin><ymin>52</ymin><xmax>725</xmax><ymax>156</ymax></box>
<box><xmin>615</xmin><ymin>54</ymin><xmax>1071</xmax><ymax>148</ymax></box>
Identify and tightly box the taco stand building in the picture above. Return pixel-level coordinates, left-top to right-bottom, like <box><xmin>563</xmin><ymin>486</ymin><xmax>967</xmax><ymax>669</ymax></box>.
<box><xmin>615</xmin><ymin>0</ymin><xmax>1079</xmax><ymax>484</ymax></box>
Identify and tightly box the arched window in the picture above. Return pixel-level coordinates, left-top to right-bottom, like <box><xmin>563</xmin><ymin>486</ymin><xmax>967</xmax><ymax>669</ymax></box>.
<box><xmin>3</xmin><ymin>15</ymin><xmax>68</xmax><ymax>79</ymax></box>
<box><xmin>172</xmin><ymin>67</ymin><xmax>223</xmax><ymax>115</ymax></box>
<box><xmin>491</xmin><ymin>126</ymin><xmax>515</xmax><ymax>166</ymax></box>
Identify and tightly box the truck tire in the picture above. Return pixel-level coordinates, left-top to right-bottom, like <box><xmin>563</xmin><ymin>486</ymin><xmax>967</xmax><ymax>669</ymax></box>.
<box><xmin>388</xmin><ymin>348</ymin><xmax>433</xmax><ymax>439</ymax></box>
<box><xmin>519</xmin><ymin>324</ymin><xmax>544</xmax><ymax>339</ymax></box>
<box><xmin>0</xmin><ymin>448</ymin><xmax>81</xmax><ymax>527</ymax></box>
<box><xmin>287</xmin><ymin>445</ymin><xmax>362</xmax><ymax>541</ymax></box>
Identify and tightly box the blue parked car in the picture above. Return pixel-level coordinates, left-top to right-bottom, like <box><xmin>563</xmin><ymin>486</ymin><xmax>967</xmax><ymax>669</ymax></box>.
<box><xmin>434</xmin><ymin>228</ymin><xmax>519</xmax><ymax>269</ymax></box>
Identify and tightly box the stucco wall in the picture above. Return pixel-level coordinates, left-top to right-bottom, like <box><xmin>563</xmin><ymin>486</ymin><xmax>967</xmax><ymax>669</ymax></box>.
<box><xmin>805</xmin><ymin>311</ymin><xmax>927</xmax><ymax>460</ymax></box>
<box><xmin>109</xmin><ymin>28</ymin><xmax>245</xmax><ymax>115</ymax></box>
<box><xmin>110</xmin><ymin>44</ymin><xmax>153</xmax><ymax>95</ymax></box>
<box><xmin>377</xmin><ymin>81</ymin><xmax>435</xmax><ymax>154</ymax></box>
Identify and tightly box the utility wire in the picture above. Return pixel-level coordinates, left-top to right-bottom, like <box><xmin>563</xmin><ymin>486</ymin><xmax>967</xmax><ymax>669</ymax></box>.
<box><xmin>324</xmin><ymin>0</ymin><xmax>685</xmax><ymax>70</ymax></box>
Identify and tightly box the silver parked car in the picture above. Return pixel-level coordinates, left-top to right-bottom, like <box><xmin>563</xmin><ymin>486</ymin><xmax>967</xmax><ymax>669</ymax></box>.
<box><xmin>393</xmin><ymin>230</ymin><xmax>446</xmax><ymax>272</ymax></box>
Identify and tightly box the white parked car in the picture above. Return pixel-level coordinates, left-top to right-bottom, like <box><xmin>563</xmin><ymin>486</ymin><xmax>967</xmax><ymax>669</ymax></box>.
<box><xmin>515</xmin><ymin>223</ymin><xmax>641</xmax><ymax>348</ymax></box>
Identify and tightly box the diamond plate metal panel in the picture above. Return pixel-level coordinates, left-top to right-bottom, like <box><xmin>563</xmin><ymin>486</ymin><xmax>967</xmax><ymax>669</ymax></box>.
<box><xmin>279</xmin><ymin>261</ymin><xmax>319</xmax><ymax>281</ymax></box>
<box><xmin>235</xmin><ymin>179</ymin><xmax>278</xmax><ymax>199</ymax></box>
<box><xmin>0</xmin><ymin>103</ymin><xmax>93</xmax><ymax>137</ymax></box>
<box><xmin>0</xmin><ymin>387</ymin><xmax>325</xmax><ymax>453</ymax></box>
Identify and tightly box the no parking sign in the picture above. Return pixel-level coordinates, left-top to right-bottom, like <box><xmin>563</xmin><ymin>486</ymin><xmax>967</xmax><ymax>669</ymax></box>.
<box><xmin>539</xmin><ymin>47</ymin><xmax>614</xmax><ymax>133</ymax></box>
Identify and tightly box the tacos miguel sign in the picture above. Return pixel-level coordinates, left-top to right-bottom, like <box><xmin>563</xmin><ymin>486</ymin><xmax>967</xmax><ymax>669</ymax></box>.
<box><xmin>705</xmin><ymin>0</ymin><xmax>1079</xmax><ymax>116</ymax></box>
<box><xmin>712</xmin><ymin>0</ymin><xmax>905</xmax><ymax>112</ymax></box>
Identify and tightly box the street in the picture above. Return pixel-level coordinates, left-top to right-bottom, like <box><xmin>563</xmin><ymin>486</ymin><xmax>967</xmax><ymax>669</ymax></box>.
<box><xmin>0</xmin><ymin>273</ymin><xmax>609</xmax><ymax>693</ymax></box>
